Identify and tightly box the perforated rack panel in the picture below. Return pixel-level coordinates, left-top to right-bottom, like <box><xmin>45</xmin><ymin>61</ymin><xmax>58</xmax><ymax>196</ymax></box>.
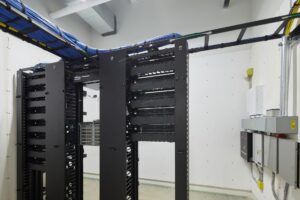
<box><xmin>80</xmin><ymin>121</ymin><xmax>100</xmax><ymax>146</ymax></box>
<box><xmin>17</xmin><ymin>62</ymin><xmax>84</xmax><ymax>200</ymax></box>
<box><xmin>17</xmin><ymin>68</ymin><xmax>47</xmax><ymax>200</ymax></box>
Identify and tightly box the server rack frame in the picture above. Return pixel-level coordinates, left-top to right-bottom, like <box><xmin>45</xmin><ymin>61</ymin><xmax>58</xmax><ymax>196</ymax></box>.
<box><xmin>17</xmin><ymin>39</ymin><xmax>189</xmax><ymax>200</ymax></box>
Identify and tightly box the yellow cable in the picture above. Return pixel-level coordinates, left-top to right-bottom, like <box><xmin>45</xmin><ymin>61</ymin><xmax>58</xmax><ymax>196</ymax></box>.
<box><xmin>0</xmin><ymin>22</ymin><xmax>6</xmax><ymax>28</ymax></box>
<box><xmin>8</xmin><ymin>27</ymin><xmax>18</xmax><ymax>33</ymax></box>
<box><xmin>285</xmin><ymin>0</ymin><xmax>300</xmax><ymax>36</ymax></box>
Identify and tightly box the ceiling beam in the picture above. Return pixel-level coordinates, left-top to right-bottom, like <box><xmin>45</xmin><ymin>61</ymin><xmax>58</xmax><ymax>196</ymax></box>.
<box><xmin>49</xmin><ymin>0</ymin><xmax>111</xmax><ymax>19</ymax></box>
<box><xmin>77</xmin><ymin>4</ymin><xmax>117</xmax><ymax>36</ymax></box>
<box><xmin>223</xmin><ymin>0</ymin><xmax>230</xmax><ymax>8</ymax></box>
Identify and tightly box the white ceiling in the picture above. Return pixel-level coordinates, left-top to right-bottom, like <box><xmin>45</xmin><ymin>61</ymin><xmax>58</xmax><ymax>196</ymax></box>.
<box><xmin>43</xmin><ymin>0</ymin><xmax>118</xmax><ymax>35</ymax></box>
<box><xmin>40</xmin><ymin>0</ymin><xmax>254</xmax><ymax>38</ymax></box>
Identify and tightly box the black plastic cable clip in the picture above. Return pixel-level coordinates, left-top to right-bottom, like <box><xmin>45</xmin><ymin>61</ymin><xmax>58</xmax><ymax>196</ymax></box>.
<box><xmin>2</xmin><ymin>0</ymin><xmax>11</xmax><ymax>11</ymax></box>
<box><xmin>20</xmin><ymin>1</ymin><xmax>26</xmax><ymax>13</ymax></box>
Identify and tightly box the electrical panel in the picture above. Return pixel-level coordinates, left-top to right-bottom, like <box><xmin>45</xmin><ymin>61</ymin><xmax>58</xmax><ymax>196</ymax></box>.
<box><xmin>240</xmin><ymin>131</ymin><xmax>252</xmax><ymax>162</ymax></box>
<box><xmin>242</xmin><ymin>116</ymin><xmax>298</xmax><ymax>134</ymax></box>
<box><xmin>246</xmin><ymin>85</ymin><xmax>264</xmax><ymax>116</ymax></box>
<box><xmin>278</xmin><ymin>139</ymin><xmax>299</xmax><ymax>187</ymax></box>
<box><xmin>263</xmin><ymin>135</ymin><xmax>278</xmax><ymax>173</ymax></box>
<box><xmin>252</xmin><ymin>133</ymin><xmax>263</xmax><ymax>166</ymax></box>
<box><xmin>240</xmin><ymin>130</ymin><xmax>300</xmax><ymax>188</ymax></box>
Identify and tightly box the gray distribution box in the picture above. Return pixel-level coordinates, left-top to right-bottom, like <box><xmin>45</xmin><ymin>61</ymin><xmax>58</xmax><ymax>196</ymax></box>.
<box><xmin>253</xmin><ymin>133</ymin><xmax>263</xmax><ymax>166</ymax></box>
<box><xmin>264</xmin><ymin>135</ymin><xmax>278</xmax><ymax>173</ymax></box>
<box><xmin>278</xmin><ymin>139</ymin><xmax>299</xmax><ymax>187</ymax></box>
<box><xmin>242</xmin><ymin>116</ymin><xmax>298</xmax><ymax>134</ymax></box>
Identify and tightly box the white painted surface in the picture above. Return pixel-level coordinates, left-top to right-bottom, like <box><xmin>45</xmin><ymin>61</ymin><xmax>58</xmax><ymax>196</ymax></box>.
<box><xmin>252</xmin><ymin>133</ymin><xmax>263</xmax><ymax>166</ymax></box>
<box><xmin>93</xmin><ymin>0</ymin><xmax>253</xmax><ymax>49</ymax></box>
<box><xmin>77</xmin><ymin>5</ymin><xmax>115</xmax><ymax>34</ymax></box>
<box><xmin>49</xmin><ymin>0</ymin><xmax>110</xmax><ymax>19</ymax></box>
<box><xmin>84</xmin><ymin>174</ymin><xmax>254</xmax><ymax>198</ymax></box>
<box><xmin>246</xmin><ymin>86</ymin><xmax>265</xmax><ymax>116</ymax></box>
<box><xmin>0</xmin><ymin>30</ymin><xmax>9</xmax><ymax>200</ymax></box>
<box><xmin>188</xmin><ymin>47</ymin><xmax>251</xmax><ymax>189</ymax></box>
<box><xmin>83</xmin><ymin>86</ymin><xmax>100</xmax><ymax>174</ymax></box>
<box><xmin>250</xmin><ymin>0</ymin><xmax>300</xmax><ymax>199</ymax></box>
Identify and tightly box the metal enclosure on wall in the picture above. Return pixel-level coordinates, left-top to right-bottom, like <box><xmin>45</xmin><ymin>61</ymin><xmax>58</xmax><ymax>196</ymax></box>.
<box><xmin>263</xmin><ymin>135</ymin><xmax>278</xmax><ymax>173</ymax></box>
<box><xmin>278</xmin><ymin>139</ymin><xmax>299</xmax><ymax>187</ymax></box>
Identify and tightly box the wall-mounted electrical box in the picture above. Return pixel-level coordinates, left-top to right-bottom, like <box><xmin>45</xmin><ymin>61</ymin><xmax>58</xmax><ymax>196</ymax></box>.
<box><xmin>241</xmin><ymin>118</ymin><xmax>300</xmax><ymax>188</ymax></box>
<box><xmin>242</xmin><ymin>116</ymin><xmax>298</xmax><ymax>134</ymax></box>
<box><xmin>264</xmin><ymin>135</ymin><xmax>278</xmax><ymax>173</ymax></box>
<box><xmin>241</xmin><ymin>131</ymin><xmax>252</xmax><ymax>162</ymax></box>
<box><xmin>278</xmin><ymin>139</ymin><xmax>300</xmax><ymax>187</ymax></box>
<box><xmin>253</xmin><ymin>133</ymin><xmax>264</xmax><ymax>166</ymax></box>
<box><xmin>247</xmin><ymin>85</ymin><xmax>264</xmax><ymax>116</ymax></box>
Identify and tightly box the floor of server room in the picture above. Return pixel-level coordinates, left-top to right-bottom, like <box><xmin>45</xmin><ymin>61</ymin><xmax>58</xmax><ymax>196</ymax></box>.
<box><xmin>84</xmin><ymin>178</ymin><xmax>252</xmax><ymax>200</ymax></box>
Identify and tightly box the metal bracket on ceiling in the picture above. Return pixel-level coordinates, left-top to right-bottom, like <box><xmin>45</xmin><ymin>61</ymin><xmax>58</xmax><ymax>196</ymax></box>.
<box><xmin>224</xmin><ymin>0</ymin><xmax>230</xmax><ymax>8</ymax></box>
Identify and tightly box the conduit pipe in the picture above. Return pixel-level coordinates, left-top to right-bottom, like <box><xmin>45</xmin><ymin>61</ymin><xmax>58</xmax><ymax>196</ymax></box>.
<box><xmin>280</xmin><ymin>36</ymin><xmax>292</xmax><ymax>116</ymax></box>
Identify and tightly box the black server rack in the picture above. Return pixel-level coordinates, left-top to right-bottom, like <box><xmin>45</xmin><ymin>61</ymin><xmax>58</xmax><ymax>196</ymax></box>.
<box><xmin>17</xmin><ymin>39</ymin><xmax>189</xmax><ymax>200</ymax></box>
<box><xmin>100</xmin><ymin>39</ymin><xmax>189</xmax><ymax>200</ymax></box>
<box><xmin>17</xmin><ymin>62</ymin><xmax>84</xmax><ymax>200</ymax></box>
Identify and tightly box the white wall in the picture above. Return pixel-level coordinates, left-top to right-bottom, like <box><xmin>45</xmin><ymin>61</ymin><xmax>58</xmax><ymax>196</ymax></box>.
<box><xmin>83</xmin><ymin>86</ymin><xmax>100</xmax><ymax>174</ymax></box>
<box><xmin>0</xmin><ymin>31</ymin><xmax>59</xmax><ymax>200</ymax></box>
<box><xmin>85</xmin><ymin>0</ymin><xmax>254</xmax><ymax>192</ymax></box>
<box><xmin>93</xmin><ymin>0</ymin><xmax>253</xmax><ymax>49</ymax></box>
<box><xmin>250</xmin><ymin>0</ymin><xmax>300</xmax><ymax>199</ymax></box>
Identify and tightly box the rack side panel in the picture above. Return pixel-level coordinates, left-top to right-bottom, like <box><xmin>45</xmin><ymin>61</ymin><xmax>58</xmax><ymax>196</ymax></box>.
<box><xmin>174</xmin><ymin>40</ymin><xmax>189</xmax><ymax>200</ymax></box>
<box><xmin>17</xmin><ymin>70</ymin><xmax>26</xmax><ymax>200</ymax></box>
<box><xmin>45</xmin><ymin>62</ymin><xmax>66</xmax><ymax>200</ymax></box>
<box><xmin>100</xmin><ymin>51</ymin><xmax>128</xmax><ymax>200</ymax></box>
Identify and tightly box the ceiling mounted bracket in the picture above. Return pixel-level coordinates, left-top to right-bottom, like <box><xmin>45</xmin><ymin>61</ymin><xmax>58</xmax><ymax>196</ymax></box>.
<box><xmin>224</xmin><ymin>0</ymin><xmax>230</xmax><ymax>8</ymax></box>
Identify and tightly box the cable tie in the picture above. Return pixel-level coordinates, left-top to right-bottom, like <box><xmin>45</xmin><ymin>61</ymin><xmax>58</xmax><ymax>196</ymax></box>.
<box><xmin>20</xmin><ymin>1</ymin><xmax>26</xmax><ymax>13</ymax></box>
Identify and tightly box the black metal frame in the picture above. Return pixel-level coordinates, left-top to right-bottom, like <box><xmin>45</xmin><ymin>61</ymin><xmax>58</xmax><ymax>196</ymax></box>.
<box><xmin>17</xmin><ymin>38</ymin><xmax>189</xmax><ymax>200</ymax></box>
<box><xmin>185</xmin><ymin>13</ymin><xmax>300</xmax><ymax>53</ymax></box>
<box><xmin>1</xmin><ymin>0</ymin><xmax>300</xmax><ymax>61</ymax></box>
<box><xmin>17</xmin><ymin>62</ymin><xmax>84</xmax><ymax>200</ymax></box>
<box><xmin>223</xmin><ymin>0</ymin><xmax>230</xmax><ymax>8</ymax></box>
<box><xmin>98</xmin><ymin>39</ymin><xmax>189</xmax><ymax>200</ymax></box>
<box><xmin>99</xmin><ymin>50</ymin><xmax>130</xmax><ymax>200</ymax></box>
<box><xmin>15</xmin><ymin>9</ymin><xmax>300</xmax><ymax>200</ymax></box>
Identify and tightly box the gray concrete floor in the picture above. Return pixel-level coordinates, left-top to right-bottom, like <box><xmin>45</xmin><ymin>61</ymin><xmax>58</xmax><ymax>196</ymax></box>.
<box><xmin>84</xmin><ymin>178</ymin><xmax>252</xmax><ymax>200</ymax></box>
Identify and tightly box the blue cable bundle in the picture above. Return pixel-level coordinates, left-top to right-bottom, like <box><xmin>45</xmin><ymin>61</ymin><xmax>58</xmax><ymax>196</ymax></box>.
<box><xmin>0</xmin><ymin>0</ymin><xmax>181</xmax><ymax>60</ymax></box>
